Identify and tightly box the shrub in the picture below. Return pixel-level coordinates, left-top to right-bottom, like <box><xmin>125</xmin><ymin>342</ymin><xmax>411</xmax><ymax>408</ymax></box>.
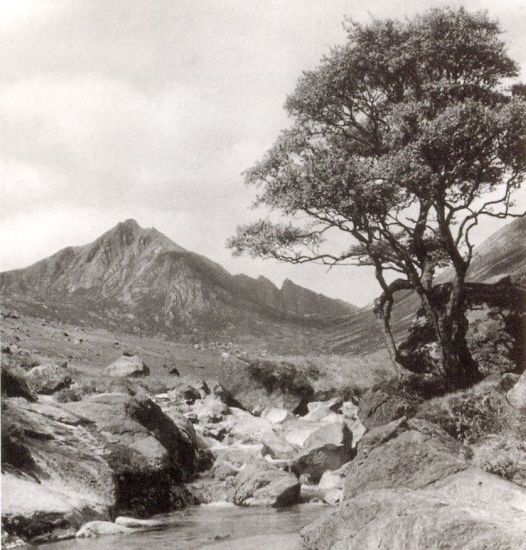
<box><xmin>417</xmin><ymin>386</ymin><xmax>513</xmax><ymax>444</ymax></box>
<box><xmin>472</xmin><ymin>434</ymin><xmax>526</xmax><ymax>483</ymax></box>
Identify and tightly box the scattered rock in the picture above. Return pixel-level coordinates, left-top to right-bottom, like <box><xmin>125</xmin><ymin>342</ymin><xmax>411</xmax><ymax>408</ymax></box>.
<box><xmin>318</xmin><ymin>466</ymin><xmax>346</xmax><ymax>491</ymax></box>
<box><xmin>261</xmin><ymin>407</ymin><xmax>289</xmax><ymax>424</ymax></box>
<box><xmin>232</xmin><ymin>461</ymin><xmax>300</xmax><ymax>507</ymax></box>
<box><xmin>303</xmin><ymin>399</ymin><xmax>341</xmax><ymax>422</ymax></box>
<box><xmin>261</xmin><ymin>430</ymin><xmax>298</xmax><ymax>460</ymax></box>
<box><xmin>25</xmin><ymin>363</ymin><xmax>73</xmax><ymax>395</ymax></box>
<box><xmin>104</xmin><ymin>355</ymin><xmax>150</xmax><ymax>378</ymax></box>
<box><xmin>291</xmin><ymin>445</ymin><xmax>351</xmax><ymax>484</ymax></box>
<box><xmin>304</xmin><ymin>421</ymin><xmax>353</xmax><ymax>453</ymax></box>
<box><xmin>191</xmin><ymin>395</ymin><xmax>229</xmax><ymax>424</ymax></box>
<box><xmin>322</xmin><ymin>488</ymin><xmax>343</xmax><ymax>506</ymax></box>
<box><xmin>168</xmin><ymin>384</ymin><xmax>201</xmax><ymax>404</ymax></box>
<box><xmin>217</xmin><ymin>357</ymin><xmax>314</xmax><ymax>415</ymax></box>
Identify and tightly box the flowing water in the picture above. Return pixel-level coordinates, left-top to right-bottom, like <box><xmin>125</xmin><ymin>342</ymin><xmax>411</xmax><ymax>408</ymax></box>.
<box><xmin>43</xmin><ymin>503</ymin><xmax>328</xmax><ymax>549</ymax></box>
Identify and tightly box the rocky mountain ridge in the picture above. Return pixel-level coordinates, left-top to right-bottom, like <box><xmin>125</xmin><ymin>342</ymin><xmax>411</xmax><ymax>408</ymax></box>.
<box><xmin>0</xmin><ymin>219</ymin><xmax>359</xmax><ymax>341</ymax></box>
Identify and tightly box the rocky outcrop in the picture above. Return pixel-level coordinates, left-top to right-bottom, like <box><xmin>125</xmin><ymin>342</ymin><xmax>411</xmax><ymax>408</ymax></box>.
<box><xmin>25</xmin><ymin>363</ymin><xmax>73</xmax><ymax>394</ymax></box>
<box><xmin>232</xmin><ymin>461</ymin><xmax>300</xmax><ymax>507</ymax></box>
<box><xmin>64</xmin><ymin>392</ymin><xmax>202</xmax><ymax>516</ymax></box>
<box><xmin>302</xmin><ymin>469</ymin><xmax>526</xmax><ymax>549</ymax></box>
<box><xmin>1</xmin><ymin>392</ymin><xmax>204</xmax><ymax>544</ymax></box>
<box><xmin>344</xmin><ymin>418</ymin><xmax>467</xmax><ymax>499</ymax></box>
<box><xmin>217</xmin><ymin>357</ymin><xmax>314</xmax><ymax>415</ymax></box>
<box><xmin>104</xmin><ymin>355</ymin><xmax>150</xmax><ymax>378</ymax></box>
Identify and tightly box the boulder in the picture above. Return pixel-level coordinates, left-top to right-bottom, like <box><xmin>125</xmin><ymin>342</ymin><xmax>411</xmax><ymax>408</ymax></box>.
<box><xmin>358</xmin><ymin>387</ymin><xmax>417</xmax><ymax>429</ymax></box>
<box><xmin>304</xmin><ymin>421</ymin><xmax>353</xmax><ymax>453</ymax></box>
<box><xmin>261</xmin><ymin>430</ymin><xmax>298</xmax><ymax>460</ymax></box>
<box><xmin>1</xmin><ymin>393</ymin><xmax>204</xmax><ymax>543</ymax></box>
<box><xmin>283</xmin><ymin>419</ymin><xmax>321</xmax><ymax>448</ymax></box>
<box><xmin>341</xmin><ymin>400</ymin><xmax>366</xmax><ymax>448</ymax></box>
<box><xmin>344</xmin><ymin>418</ymin><xmax>468</xmax><ymax>499</ymax></box>
<box><xmin>1</xmin><ymin>365</ymin><xmax>36</xmax><ymax>401</ymax></box>
<box><xmin>508</xmin><ymin>370</ymin><xmax>526</xmax><ymax>409</ymax></box>
<box><xmin>167</xmin><ymin>384</ymin><xmax>201</xmax><ymax>404</ymax></box>
<box><xmin>232</xmin><ymin>461</ymin><xmax>300</xmax><ymax>507</ymax></box>
<box><xmin>65</xmin><ymin>392</ymin><xmax>202</xmax><ymax>515</ymax></box>
<box><xmin>104</xmin><ymin>355</ymin><xmax>150</xmax><ymax>378</ymax></box>
<box><xmin>291</xmin><ymin>445</ymin><xmax>351</xmax><ymax>483</ymax></box>
<box><xmin>302</xmin><ymin>469</ymin><xmax>526</xmax><ymax>550</ymax></box>
<box><xmin>186</xmin><ymin>460</ymin><xmax>240</xmax><ymax>504</ymax></box>
<box><xmin>322</xmin><ymin>488</ymin><xmax>343</xmax><ymax>506</ymax></box>
<box><xmin>217</xmin><ymin>356</ymin><xmax>314</xmax><ymax>415</ymax></box>
<box><xmin>76</xmin><ymin>521</ymin><xmax>134</xmax><ymax>538</ymax></box>
<box><xmin>224</xmin><ymin>408</ymin><xmax>273</xmax><ymax>444</ymax></box>
<box><xmin>191</xmin><ymin>395</ymin><xmax>229</xmax><ymax>424</ymax></box>
<box><xmin>261</xmin><ymin>407</ymin><xmax>289</xmax><ymax>424</ymax></box>
<box><xmin>303</xmin><ymin>399</ymin><xmax>340</xmax><ymax>422</ymax></box>
<box><xmin>25</xmin><ymin>363</ymin><xmax>72</xmax><ymax>395</ymax></box>
<box><xmin>318</xmin><ymin>466</ymin><xmax>346</xmax><ymax>491</ymax></box>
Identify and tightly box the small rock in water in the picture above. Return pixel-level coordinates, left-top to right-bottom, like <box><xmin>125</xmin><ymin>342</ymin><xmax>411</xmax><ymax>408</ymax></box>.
<box><xmin>114</xmin><ymin>516</ymin><xmax>167</xmax><ymax>529</ymax></box>
<box><xmin>76</xmin><ymin>521</ymin><xmax>134</xmax><ymax>538</ymax></box>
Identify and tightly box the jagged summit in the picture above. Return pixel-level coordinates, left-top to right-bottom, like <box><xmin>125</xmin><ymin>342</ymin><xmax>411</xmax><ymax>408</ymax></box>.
<box><xmin>0</xmin><ymin>220</ymin><xmax>358</xmax><ymax>338</ymax></box>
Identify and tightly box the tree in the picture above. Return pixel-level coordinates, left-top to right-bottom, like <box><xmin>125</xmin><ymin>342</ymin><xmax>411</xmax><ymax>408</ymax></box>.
<box><xmin>228</xmin><ymin>8</ymin><xmax>526</xmax><ymax>389</ymax></box>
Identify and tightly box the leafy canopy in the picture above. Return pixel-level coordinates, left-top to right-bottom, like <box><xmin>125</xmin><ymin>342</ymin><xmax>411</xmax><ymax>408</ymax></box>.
<box><xmin>229</xmin><ymin>8</ymin><xmax>526</xmax><ymax>294</ymax></box>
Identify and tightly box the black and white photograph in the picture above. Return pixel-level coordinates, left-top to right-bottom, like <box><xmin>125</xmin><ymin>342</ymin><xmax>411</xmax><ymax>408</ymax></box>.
<box><xmin>1</xmin><ymin>1</ymin><xmax>525</xmax><ymax>548</ymax></box>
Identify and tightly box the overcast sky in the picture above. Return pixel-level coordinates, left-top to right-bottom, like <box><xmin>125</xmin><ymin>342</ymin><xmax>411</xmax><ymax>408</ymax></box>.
<box><xmin>1</xmin><ymin>0</ymin><xmax>525</xmax><ymax>306</ymax></box>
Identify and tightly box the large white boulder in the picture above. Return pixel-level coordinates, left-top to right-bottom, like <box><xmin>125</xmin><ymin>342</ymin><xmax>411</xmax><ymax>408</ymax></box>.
<box><xmin>104</xmin><ymin>355</ymin><xmax>150</xmax><ymax>378</ymax></box>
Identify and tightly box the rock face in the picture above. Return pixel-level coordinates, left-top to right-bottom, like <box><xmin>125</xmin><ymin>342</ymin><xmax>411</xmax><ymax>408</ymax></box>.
<box><xmin>25</xmin><ymin>363</ymin><xmax>73</xmax><ymax>394</ymax></box>
<box><xmin>1</xmin><ymin>392</ymin><xmax>204</xmax><ymax>544</ymax></box>
<box><xmin>104</xmin><ymin>355</ymin><xmax>150</xmax><ymax>378</ymax></box>
<box><xmin>232</xmin><ymin>461</ymin><xmax>300</xmax><ymax>507</ymax></box>
<box><xmin>302</xmin><ymin>469</ymin><xmax>526</xmax><ymax>550</ymax></box>
<box><xmin>218</xmin><ymin>357</ymin><xmax>314</xmax><ymax>415</ymax></box>
<box><xmin>344</xmin><ymin>418</ymin><xmax>467</xmax><ymax>499</ymax></box>
<box><xmin>302</xmin><ymin>406</ymin><xmax>526</xmax><ymax>550</ymax></box>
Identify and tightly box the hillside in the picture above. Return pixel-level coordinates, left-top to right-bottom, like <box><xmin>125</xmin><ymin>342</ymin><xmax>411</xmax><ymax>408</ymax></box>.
<box><xmin>326</xmin><ymin>217</ymin><xmax>526</xmax><ymax>354</ymax></box>
<box><xmin>0</xmin><ymin>219</ymin><xmax>358</xmax><ymax>341</ymax></box>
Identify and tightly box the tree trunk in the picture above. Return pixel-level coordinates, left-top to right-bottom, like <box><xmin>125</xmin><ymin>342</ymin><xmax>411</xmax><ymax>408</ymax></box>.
<box><xmin>436</xmin><ymin>274</ymin><xmax>482</xmax><ymax>389</ymax></box>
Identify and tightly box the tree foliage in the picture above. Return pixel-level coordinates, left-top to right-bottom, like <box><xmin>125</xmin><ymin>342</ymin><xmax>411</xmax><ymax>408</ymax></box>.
<box><xmin>228</xmin><ymin>8</ymin><xmax>526</xmax><ymax>387</ymax></box>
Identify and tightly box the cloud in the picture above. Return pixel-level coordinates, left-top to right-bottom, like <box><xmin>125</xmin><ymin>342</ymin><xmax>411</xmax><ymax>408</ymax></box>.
<box><xmin>1</xmin><ymin>0</ymin><xmax>525</xmax><ymax>306</ymax></box>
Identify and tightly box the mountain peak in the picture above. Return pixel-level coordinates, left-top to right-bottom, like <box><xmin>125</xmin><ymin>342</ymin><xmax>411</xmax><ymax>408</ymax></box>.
<box><xmin>117</xmin><ymin>218</ymin><xmax>141</xmax><ymax>230</ymax></box>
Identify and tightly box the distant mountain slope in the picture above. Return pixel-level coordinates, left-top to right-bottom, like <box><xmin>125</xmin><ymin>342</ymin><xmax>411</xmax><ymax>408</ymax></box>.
<box><xmin>0</xmin><ymin>219</ymin><xmax>358</xmax><ymax>339</ymax></box>
<box><xmin>326</xmin><ymin>217</ymin><xmax>526</xmax><ymax>354</ymax></box>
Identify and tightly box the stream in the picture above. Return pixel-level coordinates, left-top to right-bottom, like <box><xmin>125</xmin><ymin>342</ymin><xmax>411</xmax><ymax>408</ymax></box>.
<box><xmin>43</xmin><ymin>503</ymin><xmax>328</xmax><ymax>549</ymax></box>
